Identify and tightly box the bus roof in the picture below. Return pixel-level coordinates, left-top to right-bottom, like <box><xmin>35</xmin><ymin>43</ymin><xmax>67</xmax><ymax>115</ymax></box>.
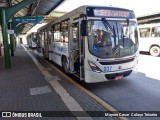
<box><xmin>38</xmin><ymin>5</ymin><xmax>135</xmax><ymax>31</ymax></box>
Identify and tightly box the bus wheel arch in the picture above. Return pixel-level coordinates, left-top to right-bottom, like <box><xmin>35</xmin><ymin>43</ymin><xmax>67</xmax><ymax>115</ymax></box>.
<box><xmin>149</xmin><ymin>45</ymin><xmax>160</xmax><ymax>57</ymax></box>
<box><xmin>61</xmin><ymin>55</ymin><xmax>69</xmax><ymax>73</ymax></box>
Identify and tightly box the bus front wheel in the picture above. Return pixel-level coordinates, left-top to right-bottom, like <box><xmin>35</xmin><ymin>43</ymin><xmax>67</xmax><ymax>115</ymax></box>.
<box><xmin>62</xmin><ymin>56</ymin><xmax>69</xmax><ymax>73</ymax></box>
<box><xmin>150</xmin><ymin>46</ymin><xmax>160</xmax><ymax>57</ymax></box>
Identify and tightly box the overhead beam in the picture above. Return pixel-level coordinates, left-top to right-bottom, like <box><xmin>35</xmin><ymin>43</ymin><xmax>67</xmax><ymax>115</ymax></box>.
<box><xmin>6</xmin><ymin>0</ymin><xmax>12</xmax><ymax>6</ymax></box>
<box><xmin>5</xmin><ymin>0</ymin><xmax>39</xmax><ymax>22</ymax></box>
<box><xmin>14</xmin><ymin>23</ymin><xmax>26</xmax><ymax>34</ymax></box>
<box><xmin>46</xmin><ymin>0</ymin><xmax>64</xmax><ymax>15</ymax></box>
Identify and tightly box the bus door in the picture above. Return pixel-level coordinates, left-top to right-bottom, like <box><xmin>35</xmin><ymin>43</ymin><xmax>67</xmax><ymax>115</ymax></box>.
<box><xmin>44</xmin><ymin>29</ymin><xmax>49</xmax><ymax>59</ymax></box>
<box><xmin>70</xmin><ymin>20</ymin><xmax>85</xmax><ymax>80</ymax></box>
<box><xmin>48</xmin><ymin>28</ymin><xmax>52</xmax><ymax>60</ymax></box>
<box><xmin>79</xmin><ymin>19</ymin><xmax>85</xmax><ymax>80</ymax></box>
<box><xmin>36</xmin><ymin>32</ymin><xmax>41</xmax><ymax>53</ymax></box>
<box><xmin>70</xmin><ymin>22</ymin><xmax>79</xmax><ymax>73</ymax></box>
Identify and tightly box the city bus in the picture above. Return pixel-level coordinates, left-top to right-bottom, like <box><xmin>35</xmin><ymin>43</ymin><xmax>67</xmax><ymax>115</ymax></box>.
<box><xmin>27</xmin><ymin>32</ymin><xmax>37</xmax><ymax>48</ymax></box>
<box><xmin>37</xmin><ymin>5</ymin><xmax>139</xmax><ymax>83</ymax></box>
<box><xmin>138</xmin><ymin>23</ymin><xmax>160</xmax><ymax>57</ymax></box>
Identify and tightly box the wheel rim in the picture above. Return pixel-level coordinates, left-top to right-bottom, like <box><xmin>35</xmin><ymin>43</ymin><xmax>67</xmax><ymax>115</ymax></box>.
<box><xmin>150</xmin><ymin>46</ymin><xmax>160</xmax><ymax>56</ymax></box>
<box><xmin>153</xmin><ymin>49</ymin><xmax>158</xmax><ymax>53</ymax></box>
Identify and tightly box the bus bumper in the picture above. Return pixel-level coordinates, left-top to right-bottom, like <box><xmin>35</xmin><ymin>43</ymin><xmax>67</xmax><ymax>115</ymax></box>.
<box><xmin>84</xmin><ymin>66</ymin><xmax>138</xmax><ymax>83</ymax></box>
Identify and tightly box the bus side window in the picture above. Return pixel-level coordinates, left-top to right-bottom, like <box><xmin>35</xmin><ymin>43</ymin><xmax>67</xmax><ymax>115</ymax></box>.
<box><xmin>61</xmin><ymin>21</ymin><xmax>69</xmax><ymax>42</ymax></box>
<box><xmin>72</xmin><ymin>24</ymin><xmax>78</xmax><ymax>40</ymax></box>
<box><xmin>53</xmin><ymin>24</ymin><xmax>60</xmax><ymax>42</ymax></box>
<box><xmin>139</xmin><ymin>28</ymin><xmax>150</xmax><ymax>38</ymax></box>
<box><xmin>151</xmin><ymin>27</ymin><xmax>160</xmax><ymax>37</ymax></box>
<box><xmin>72</xmin><ymin>23</ymin><xmax>79</xmax><ymax>49</ymax></box>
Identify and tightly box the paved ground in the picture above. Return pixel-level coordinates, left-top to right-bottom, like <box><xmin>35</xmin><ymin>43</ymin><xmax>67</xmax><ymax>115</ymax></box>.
<box><xmin>0</xmin><ymin>45</ymin><xmax>75</xmax><ymax>120</ymax></box>
<box><xmin>0</xmin><ymin>44</ymin><xmax>117</xmax><ymax>120</ymax></box>
<box><xmin>84</xmin><ymin>54</ymin><xmax>160</xmax><ymax>120</ymax></box>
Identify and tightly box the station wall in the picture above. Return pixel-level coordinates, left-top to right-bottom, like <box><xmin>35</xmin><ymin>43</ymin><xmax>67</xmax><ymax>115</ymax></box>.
<box><xmin>17</xmin><ymin>34</ymin><xmax>27</xmax><ymax>44</ymax></box>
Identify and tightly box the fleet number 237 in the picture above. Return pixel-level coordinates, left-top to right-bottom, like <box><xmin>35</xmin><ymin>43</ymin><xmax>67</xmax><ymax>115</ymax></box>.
<box><xmin>104</xmin><ymin>66</ymin><xmax>112</xmax><ymax>72</ymax></box>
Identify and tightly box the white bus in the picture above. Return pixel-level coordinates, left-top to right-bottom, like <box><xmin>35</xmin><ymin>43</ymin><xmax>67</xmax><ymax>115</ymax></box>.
<box><xmin>138</xmin><ymin>23</ymin><xmax>160</xmax><ymax>57</ymax></box>
<box><xmin>27</xmin><ymin>32</ymin><xmax>37</xmax><ymax>48</ymax></box>
<box><xmin>37</xmin><ymin>5</ymin><xmax>139</xmax><ymax>83</ymax></box>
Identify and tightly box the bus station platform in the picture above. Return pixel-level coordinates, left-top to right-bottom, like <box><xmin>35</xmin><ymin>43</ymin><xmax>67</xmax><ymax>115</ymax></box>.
<box><xmin>0</xmin><ymin>44</ymin><xmax>118</xmax><ymax>120</ymax></box>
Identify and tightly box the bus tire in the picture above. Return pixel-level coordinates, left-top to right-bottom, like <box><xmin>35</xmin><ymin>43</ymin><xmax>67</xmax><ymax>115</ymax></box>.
<box><xmin>150</xmin><ymin>46</ymin><xmax>160</xmax><ymax>57</ymax></box>
<box><xmin>62</xmin><ymin>56</ymin><xmax>69</xmax><ymax>73</ymax></box>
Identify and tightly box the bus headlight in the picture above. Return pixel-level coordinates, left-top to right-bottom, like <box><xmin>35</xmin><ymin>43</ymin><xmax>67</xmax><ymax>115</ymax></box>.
<box><xmin>88</xmin><ymin>60</ymin><xmax>102</xmax><ymax>73</ymax></box>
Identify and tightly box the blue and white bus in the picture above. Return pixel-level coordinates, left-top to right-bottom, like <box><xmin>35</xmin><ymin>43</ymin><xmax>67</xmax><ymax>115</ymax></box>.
<box><xmin>27</xmin><ymin>32</ymin><xmax>37</xmax><ymax>48</ymax></box>
<box><xmin>37</xmin><ymin>5</ymin><xmax>139</xmax><ymax>83</ymax></box>
<box><xmin>138</xmin><ymin>23</ymin><xmax>160</xmax><ymax>57</ymax></box>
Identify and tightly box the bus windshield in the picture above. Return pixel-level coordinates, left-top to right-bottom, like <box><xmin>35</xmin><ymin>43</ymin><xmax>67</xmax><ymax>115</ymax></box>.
<box><xmin>88</xmin><ymin>19</ymin><xmax>138</xmax><ymax>59</ymax></box>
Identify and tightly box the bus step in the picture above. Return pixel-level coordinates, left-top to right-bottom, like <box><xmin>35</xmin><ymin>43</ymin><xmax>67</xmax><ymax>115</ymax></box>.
<box><xmin>74</xmin><ymin>73</ymin><xmax>80</xmax><ymax>78</ymax></box>
<box><xmin>70</xmin><ymin>71</ymin><xmax>77</xmax><ymax>74</ymax></box>
<box><xmin>74</xmin><ymin>73</ymin><xmax>84</xmax><ymax>80</ymax></box>
<box><xmin>80</xmin><ymin>78</ymin><xmax>84</xmax><ymax>80</ymax></box>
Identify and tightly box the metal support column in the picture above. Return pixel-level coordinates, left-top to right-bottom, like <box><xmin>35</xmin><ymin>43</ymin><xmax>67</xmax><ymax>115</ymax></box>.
<box><xmin>0</xmin><ymin>0</ymin><xmax>39</xmax><ymax>69</ymax></box>
<box><xmin>13</xmin><ymin>35</ymin><xmax>16</xmax><ymax>51</ymax></box>
<box><xmin>8</xmin><ymin>22</ymin><xmax>14</xmax><ymax>56</ymax></box>
<box><xmin>1</xmin><ymin>9</ymin><xmax>11</xmax><ymax>68</ymax></box>
<box><xmin>6</xmin><ymin>0</ymin><xmax>38</xmax><ymax>22</ymax></box>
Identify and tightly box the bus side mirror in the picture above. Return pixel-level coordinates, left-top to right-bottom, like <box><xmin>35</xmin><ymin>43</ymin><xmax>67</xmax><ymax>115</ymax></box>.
<box><xmin>80</xmin><ymin>20</ymin><xmax>87</xmax><ymax>36</ymax></box>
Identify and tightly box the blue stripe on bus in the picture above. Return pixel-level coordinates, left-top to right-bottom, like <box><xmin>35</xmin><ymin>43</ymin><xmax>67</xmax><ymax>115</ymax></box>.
<box><xmin>48</xmin><ymin>51</ymin><xmax>61</xmax><ymax>56</ymax></box>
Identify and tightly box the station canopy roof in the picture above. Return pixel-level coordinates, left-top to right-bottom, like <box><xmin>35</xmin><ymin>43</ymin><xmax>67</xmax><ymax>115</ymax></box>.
<box><xmin>0</xmin><ymin>0</ymin><xmax>66</xmax><ymax>34</ymax></box>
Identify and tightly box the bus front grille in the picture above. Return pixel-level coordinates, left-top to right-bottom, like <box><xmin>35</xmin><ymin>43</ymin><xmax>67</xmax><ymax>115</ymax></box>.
<box><xmin>105</xmin><ymin>70</ymin><xmax>132</xmax><ymax>80</ymax></box>
<box><xmin>99</xmin><ymin>58</ymin><xmax>135</xmax><ymax>65</ymax></box>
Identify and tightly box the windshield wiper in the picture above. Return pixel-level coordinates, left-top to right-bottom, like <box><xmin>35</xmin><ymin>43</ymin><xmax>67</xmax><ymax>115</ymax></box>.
<box><xmin>113</xmin><ymin>25</ymin><xmax>120</xmax><ymax>57</ymax></box>
<box><xmin>101</xmin><ymin>18</ymin><xmax>114</xmax><ymax>34</ymax></box>
<box><xmin>121</xmin><ymin>27</ymin><xmax>124</xmax><ymax>48</ymax></box>
<box><xmin>112</xmin><ymin>25</ymin><xmax>117</xmax><ymax>47</ymax></box>
<box><xmin>125</xmin><ymin>19</ymin><xmax>130</xmax><ymax>38</ymax></box>
<box><xmin>101</xmin><ymin>18</ymin><xmax>116</xmax><ymax>46</ymax></box>
<box><xmin>102</xmin><ymin>18</ymin><xmax>120</xmax><ymax>57</ymax></box>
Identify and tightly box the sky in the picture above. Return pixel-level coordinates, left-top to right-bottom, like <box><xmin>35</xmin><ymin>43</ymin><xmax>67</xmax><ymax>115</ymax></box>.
<box><xmin>54</xmin><ymin>0</ymin><xmax>160</xmax><ymax>17</ymax></box>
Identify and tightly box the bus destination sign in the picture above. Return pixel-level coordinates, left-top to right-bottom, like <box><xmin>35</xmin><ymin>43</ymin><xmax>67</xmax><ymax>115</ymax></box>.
<box><xmin>86</xmin><ymin>7</ymin><xmax>134</xmax><ymax>18</ymax></box>
<box><xmin>94</xmin><ymin>9</ymin><xmax>130</xmax><ymax>18</ymax></box>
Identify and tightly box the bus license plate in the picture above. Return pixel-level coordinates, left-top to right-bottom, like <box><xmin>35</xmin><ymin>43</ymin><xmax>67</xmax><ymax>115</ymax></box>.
<box><xmin>114</xmin><ymin>75</ymin><xmax>123</xmax><ymax>80</ymax></box>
